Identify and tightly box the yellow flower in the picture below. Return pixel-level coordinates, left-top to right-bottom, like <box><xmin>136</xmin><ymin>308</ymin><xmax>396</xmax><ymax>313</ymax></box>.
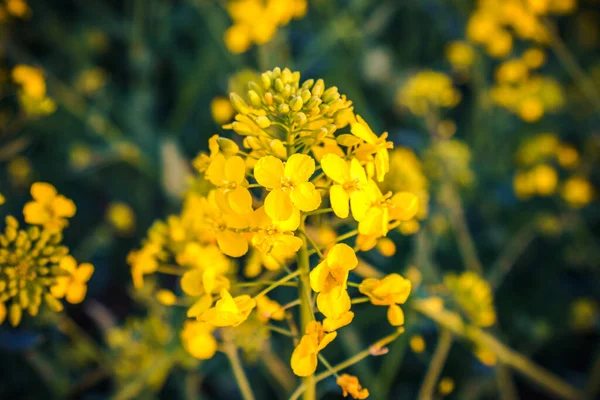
<box><xmin>376</xmin><ymin>237</ymin><xmax>396</xmax><ymax>257</ymax></box>
<box><xmin>206</xmin><ymin>154</ymin><xmax>253</xmax><ymax>214</ymax></box>
<box><xmin>200</xmin><ymin>289</ymin><xmax>256</xmax><ymax>327</ymax></box>
<box><xmin>256</xmin><ymin>295</ymin><xmax>286</xmax><ymax>322</ymax></box>
<box><xmin>321</xmin><ymin>154</ymin><xmax>369</xmax><ymax>219</ymax></box>
<box><xmin>211</xmin><ymin>96</ymin><xmax>235</xmax><ymax>124</ymax></box>
<box><xmin>251</xmin><ymin>207</ymin><xmax>303</xmax><ymax>264</ymax></box>
<box><xmin>337</xmin><ymin>374</ymin><xmax>369</xmax><ymax>399</ymax></box>
<box><xmin>409</xmin><ymin>335</ymin><xmax>426</xmax><ymax>353</ymax></box>
<box><xmin>438</xmin><ymin>377</ymin><xmax>455</xmax><ymax>396</ymax></box>
<box><xmin>387</xmin><ymin>303</ymin><xmax>405</xmax><ymax>326</ymax></box>
<box><xmin>128</xmin><ymin>241</ymin><xmax>163</xmax><ymax>289</ymax></box>
<box><xmin>106</xmin><ymin>202</ymin><xmax>136</xmax><ymax>235</ymax></box>
<box><xmin>354</xmin><ymin>181</ymin><xmax>419</xmax><ymax>237</ymax></box>
<box><xmin>310</xmin><ymin>243</ymin><xmax>358</xmax><ymax>294</ymax></box>
<box><xmin>12</xmin><ymin>65</ymin><xmax>46</xmax><ymax>99</ymax></box>
<box><xmin>446</xmin><ymin>40</ymin><xmax>475</xmax><ymax>71</ymax></box>
<box><xmin>180</xmin><ymin>320</ymin><xmax>218</xmax><ymax>360</ymax></box>
<box><xmin>254</xmin><ymin>154</ymin><xmax>321</xmax><ymax>220</ymax></box>
<box><xmin>0</xmin><ymin>193</ymin><xmax>5</xmax><ymax>205</ymax></box>
<box><xmin>23</xmin><ymin>182</ymin><xmax>76</xmax><ymax>232</ymax></box>
<box><xmin>351</xmin><ymin>115</ymin><xmax>393</xmax><ymax>182</ymax></box>
<box><xmin>316</xmin><ymin>289</ymin><xmax>354</xmax><ymax>331</ymax></box>
<box><xmin>6</xmin><ymin>0</ymin><xmax>31</xmax><ymax>17</ymax></box>
<box><xmin>359</xmin><ymin>274</ymin><xmax>411</xmax><ymax>306</ymax></box>
<box><xmin>561</xmin><ymin>176</ymin><xmax>594</xmax><ymax>208</ymax></box>
<box><xmin>290</xmin><ymin>321</ymin><xmax>336</xmax><ymax>376</ymax></box>
<box><xmin>50</xmin><ymin>256</ymin><xmax>94</xmax><ymax>304</ymax></box>
<box><xmin>156</xmin><ymin>289</ymin><xmax>177</xmax><ymax>306</ymax></box>
<box><xmin>445</xmin><ymin>272</ymin><xmax>496</xmax><ymax>327</ymax></box>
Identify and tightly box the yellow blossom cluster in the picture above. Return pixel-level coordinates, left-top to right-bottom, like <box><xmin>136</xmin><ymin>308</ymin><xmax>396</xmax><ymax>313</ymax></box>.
<box><xmin>444</xmin><ymin>271</ymin><xmax>496</xmax><ymax>327</ymax></box>
<box><xmin>397</xmin><ymin>71</ymin><xmax>461</xmax><ymax>116</ymax></box>
<box><xmin>0</xmin><ymin>183</ymin><xmax>93</xmax><ymax>326</ymax></box>
<box><xmin>224</xmin><ymin>0</ymin><xmax>307</xmax><ymax>54</ymax></box>
<box><xmin>129</xmin><ymin>67</ymin><xmax>420</xmax><ymax>398</ymax></box>
<box><xmin>0</xmin><ymin>0</ymin><xmax>30</xmax><ymax>20</ymax></box>
<box><xmin>424</xmin><ymin>139</ymin><xmax>475</xmax><ymax>188</ymax></box>
<box><xmin>490</xmin><ymin>60</ymin><xmax>564</xmax><ymax>122</ymax></box>
<box><xmin>513</xmin><ymin>133</ymin><xmax>594</xmax><ymax>207</ymax></box>
<box><xmin>466</xmin><ymin>0</ymin><xmax>576</xmax><ymax>59</ymax></box>
<box><xmin>11</xmin><ymin>65</ymin><xmax>56</xmax><ymax>117</ymax></box>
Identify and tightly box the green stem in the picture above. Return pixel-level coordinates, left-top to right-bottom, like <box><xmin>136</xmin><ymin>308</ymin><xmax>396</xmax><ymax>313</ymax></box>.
<box><xmin>289</xmin><ymin>328</ymin><xmax>404</xmax><ymax>400</ymax></box>
<box><xmin>297</xmin><ymin>218</ymin><xmax>316</xmax><ymax>400</ymax></box>
<box><xmin>253</xmin><ymin>270</ymin><xmax>301</xmax><ymax>299</ymax></box>
<box><xmin>413</xmin><ymin>300</ymin><xmax>582</xmax><ymax>400</ymax></box>
<box><xmin>417</xmin><ymin>328</ymin><xmax>453</xmax><ymax>400</ymax></box>
<box><xmin>223</xmin><ymin>340</ymin><xmax>255</xmax><ymax>400</ymax></box>
<box><xmin>299</xmin><ymin>229</ymin><xmax>324</xmax><ymax>258</ymax></box>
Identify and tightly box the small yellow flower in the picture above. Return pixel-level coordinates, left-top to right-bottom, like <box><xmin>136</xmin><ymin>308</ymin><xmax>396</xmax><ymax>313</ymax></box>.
<box><xmin>256</xmin><ymin>295</ymin><xmax>286</xmax><ymax>322</ymax></box>
<box><xmin>180</xmin><ymin>320</ymin><xmax>217</xmax><ymax>360</ymax></box>
<box><xmin>23</xmin><ymin>182</ymin><xmax>76</xmax><ymax>232</ymax></box>
<box><xmin>206</xmin><ymin>154</ymin><xmax>253</xmax><ymax>214</ymax></box>
<box><xmin>106</xmin><ymin>202</ymin><xmax>136</xmax><ymax>235</ymax></box>
<box><xmin>310</xmin><ymin>243</ymin><xmax>358</xmax><ymax>294</ymax></box>
<box><xmin>200</xmin><ymin>288</ymin><xmax>256</xmax><ymax>327</ymax></box>
<box><xmin>316</xmin><ymin>289</ymin><xmax>354</xmax><ymax>331</ymax></box>
<box><xmin>561</xmin><ymin>176</ymin><xmax>593</xmax><ymax>208</ymax></box>
<box><xmin>438</xmin><ymin>377</ymin><xmax>455</xmax><ymax>396</ymax></box>
<box><xmin>409</xmin><ymin>335</ymin><xmax>426</xmax><ymax>353</ymax></box>
<box><xmin>50</xmin><ymin>256</ymin><xmax>94</xmax><ymax>304</ymax></box>
<box><xmin>211</xmin><ymin>96</ymin><xmax>235</xmax><ymax>124</ymax></box>
<box><xmin>354</xmin><ymin>181</ymin><xmax>419</xmax><ymax>237</ymax></box>
<box><xmin>290</xmin><ymin>321</ymin><xmax>336</xmax><ymax>377</ymax></box>
<box><xmin>351</xmin><ymin>115</ymin><xmax>393</xmax><ymax>182</ymax></box>
<box><xmin>446</xmin><ymin>40</ymin><xmax>475</xmax><ymax>71</ymax></box>
<box><xmin>156</xmin><ymin>289</ymin><xmax>177</xmax><ymax>306</ymax></box>
<box><xmin>359</xmin><ymin>274</ymin><xmax>411</xmax><ymax>305</ymax></box>
<box><xmin>337</xmin><ymin>374</ymin><xmax>369</xmax><ymax>399</ymax></box>
<box><xmin>0</xmin><ymin>193</ymin><xmax>5</xmax><ymax>205</ymax></box>
<box><xmin>254</xmin><ymin>154</ymin><xmax>321</xmax><ymax>221</ymax></box>
<box><xmin>321</xmin><ymin>154</ymin><xmax>369</xmax><ymax>219</ymax></box>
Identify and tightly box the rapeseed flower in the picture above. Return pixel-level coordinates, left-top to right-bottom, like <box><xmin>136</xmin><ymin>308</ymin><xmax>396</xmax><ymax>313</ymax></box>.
<box><xmin>23</xmin><ymin>182</ymin><xmax>76</xmax><ymax>232</ymax></box>
<box><xmin>337</xmin><ymin>374</ymin><xmax>369</xmax><ymax>399</ymax></box>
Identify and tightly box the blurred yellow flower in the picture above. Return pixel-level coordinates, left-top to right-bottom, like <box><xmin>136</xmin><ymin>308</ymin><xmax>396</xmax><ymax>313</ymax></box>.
<box><xmin>50</xmin><ymin>255</ymin><xmax>94</xmax><ymax>304</ymax></box>
<box><xmin>409</xmin><ymin>334</ymin><xmax>426</xmax><ymax>353</ymax></box>
<box><xmin>561</xmin><ymin>176</ymin><xmax>593</xmax><ymax>208</ymax></box>
<box><xmin>290</xmin><ymin>321</ymin><xmax>336</xmax><ymax>376</ymax></box>
<box><xmin>200</xmin><ymin>288</ymin><xmax>256</xmax><ymax>327</ymax></box>
<box><xmin>337</xmin><ymin>374</ymin><xmax>369</xmax><ymax>399</ymax></box>
<box><xmin>106</xmin><ymin>202</ymin><xmax>136</xmax><ymax>234</ymax></box>
<box><xmin>180</xmin><ymin>320</ymin><xmax>217</xmax><ymax>359</ymax></box>
<box><xmin>211</xmin><ymin>96</ymin><xmax>235</xmax><ymax>124</ymax></box>
<box><xmin>23</xmin><ymin>182</ymin><xmax>76</xmax><ymax>232</ymax></box>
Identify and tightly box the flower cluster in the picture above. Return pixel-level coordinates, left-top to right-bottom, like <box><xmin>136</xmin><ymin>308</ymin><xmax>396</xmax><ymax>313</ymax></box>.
<box><xmin>466</xmin><ymin>0</ymin><xmax>576</xmax><ymax>58</ymax></box>
<box><xmin>397</xmin><ymin>71</ymin><xmax>461</xmax><ymax>116</ymax></box>
<box><xmin>11</xmin><ymin>65</ymin><xmax>57</xmax><ymax>118</ymax></box>
<box><xmin>444</xmin><ymin>271</ymin><xmax>496</xmax><ymax>327</ymax></box>
<box><xmin>0</xmin><ymin>183</ymin><xmax>93</xmax><ymax>326</ymax></box>
<box><xmin>513</xmin><ymin>133</ymin><xmax>594</xmax><ymax>208</ymax></box>
<box><xmin>129</xmin><ymin>67</ymin><xmax>420</xmax><ymax>398</ymax></box>
<box><xmin>224</xmin><ymin>0</ymin><xmax>307</xmax><ymax>54</ymax></box>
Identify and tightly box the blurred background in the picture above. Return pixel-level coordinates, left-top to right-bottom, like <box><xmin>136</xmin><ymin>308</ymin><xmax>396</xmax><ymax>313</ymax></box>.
<box><xmin>0</xmin><ymin>0</ymin><xmax>599</xmax><ymax>398</ymax></box>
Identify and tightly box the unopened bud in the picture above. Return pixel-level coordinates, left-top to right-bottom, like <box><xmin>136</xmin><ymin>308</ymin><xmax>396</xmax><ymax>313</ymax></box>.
<box><xmin>230</xmin><ymin>93</ymin><xmax>250</xmax><ymax>115</ymax></box>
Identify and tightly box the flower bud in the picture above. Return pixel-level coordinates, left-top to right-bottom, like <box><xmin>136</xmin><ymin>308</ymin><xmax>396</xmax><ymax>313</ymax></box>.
<box><xmin>261</xmin><ymin>73</ymin><xmax>271</xmax><ymax>90</ymax></box>
<box><xmin>230</xmin><ymin>93</ymin><xmax>249</xmax><ymax>115</ymax></box>
<box><xmin>248</xmin><ymin>90</ymin><xmax>262</xmax><ymax>107</ymax></box>
<box><xmin>290</xmin><ymin>96</ymin><xmax>304</xmax><ymax>111</ymax></box>
<box><xmin>278</xmin><ymin>104</ymin><xmax>290</xmax><ymax>114</ymax></box>
<box><xmin>270</xmin><ymin>139</ymin><xmax>287</xmax><ymax>159</ymax></box>
<box><xmin>312</xmin><ymin>79</ymin><xmax>325</xmax><ymax>97</ymax></box>
<box><xmin>255</xmin><ymin>115</ymin><xmax>271</xmax><ymax>129</ymax></box>
<box><xmin>217</xmin><ymin>137</ymin><xmax>240</xmax><ymax>155</ymax></box>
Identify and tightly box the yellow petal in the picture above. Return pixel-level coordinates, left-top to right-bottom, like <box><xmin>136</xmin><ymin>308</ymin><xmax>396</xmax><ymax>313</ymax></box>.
<box><xmin>391</xmin><ymin>192</ymin><xmax>419</xmax><ymax>221</ymax></box>
<box><xmin>181</xmin><ymin>270</ymin><xmax>205</xmax><ymax>296</ymax></box>
<box><xmin>321</xmin><ymin>154</ymin><xmax>350</xmax><ymax>184</ymax></box>
<box><xmin>358</xmin><ymin>207</ymin><xmax>383</xmax><ymax>236</ymax></box>
<box><xmin>265</xmin><ymin>189</ymin><xmax>294</xmax><ymax>221</ymax></box>
<box><xmin>330</xmin><ymin>184</ymin><xmax>349</xmax><ymax>219</ymax></box>
<box><xmin>59</xmin><ymin>255</ymin><xmax>78</xmax><ymax>273</ymax></box>
<box><xmin>272</xmin><ymin>206</ymin><xmax>300</xmax><ymax>231</ymax></box>
<box><xmin>66</xmin><ymin>282</ymin><xmax>87</xmax><ymax>304</ymax></box>
<box><xmin>225</xmin><ymin>156</ymin><xmax>246</xmax><ymax>184</ymax></box>
<box><xmin>30</xmin><ymin>182</ymin><xmax>56</xmax><ymax>203</ymax></box>
<box><xmin>351</xmin><ymin>116</ymin><xmax>377</xmax><ymax>144</ymax></box>
<box><xmin>284</xmin><ymin>154</ymin><xmax>315</xmax><ymax>183</ymax></box>
<box><xmin>387</xmin><ymin>304</ymin><xmax>405</xmax><ymax>326</ymax></box>
<box><xmin>327</xmin><ymin>243</ymin><xmax>358</xmax><ymax>270</ymax></box>
<box><xmin>349</xmin><ymin>158</ymin><xmax>367</xmax><ymax>183</ymax></box>
<box><xmin>52</xmin><ymin>196</ymin><xmax>76</xmax><ymax>218</ymax></box>
<box><xmin>254</xmin><ymin>156</ymin><xmax>284</xmax><ymax>189</ymax></box>
<box><xmin>187</xmin><ymin>294</ymin><xmax>213</xmax><ymax>318</ymax></box>
<box><xmin>309</xmin><ymin>261</ymin><xmax>328</xmax><ymax>293</ymax></box>
<box><xmin>206</xmin><ymin>153</ymin><xmax>227</xmax><ymax>185</ymax></box>
<box><xmin>291</xmin><ymin>336</ymin><xmax>318</xmax><ymax>377</ymax></box>
<box><xmin>23</xmin><ymin>202</ymin><xmax>50</xmax><ymax>225</ymax></box>
<box><xmin>74</xmin><ymin>263</ymin><xmax>94</xmax><ymax>283</ymax></box>
<box><xmin>217</xmin><ymin>230</ymin><xmax>248</xmax><ymax>257</ymax></box>
<box><xmin>290</xmin><ymin>182</ymin><xmax>321</xmax><ymax>212</ymax></box>
<box><xmin>226</xmin><ymin>186</ymin><xmax>253</xmax><ymax>214</ymax></box>
<box><xmin>375</xmin><ymin>148</ymin><xmax>390</xmax><ymax>182</ymax></box>
<box><xmin>349</xmin><ymin>191</ymin><xmax>371</xmax><ymax>222</ymax></box>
